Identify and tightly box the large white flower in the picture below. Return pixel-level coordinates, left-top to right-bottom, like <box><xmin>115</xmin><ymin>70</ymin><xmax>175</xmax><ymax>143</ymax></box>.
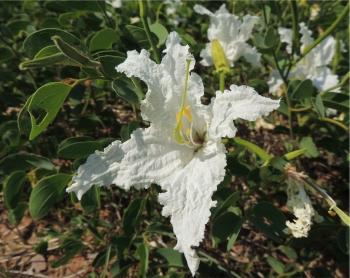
<box><xmin>194</xmin><ymin>4</ymin><xmax>261</xmax><ymax>68</ymax></box>
<box><xmin>268</xmin><ymin>22</ymin><xmax>339</xmax><ymax>94</ymax></box>
<box><xmin>66</xmin><ymin>32</ymin><xmax>279</xmax><ymax>275</ymax></box>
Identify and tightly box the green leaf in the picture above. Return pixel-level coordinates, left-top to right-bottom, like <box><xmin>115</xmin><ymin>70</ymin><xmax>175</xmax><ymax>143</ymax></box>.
<box><xmin>322</xmin><ymin>92</ymin><xmax>349</xmax><ymax>113</ymax></box>
<box><xmin>332</xmin><ymin>206</ymin><xmax>350</xmax><ymax>227</ymax></box>
<box><xmin>99</xmin><ymin>55</ymin><xmax>125</xmax><ymax>79</ymax></box>
<box><xmin>20</xmin><ymin>45</ymin><xmax>78</xmax><ymax>69</ymax></box>
<box><xmin>299</xmin><ymin>137</ymin><xmax>319</xmax><ymax>158</ymax></box>
<box><xmin>29</xmin><ymin>173</ymin><xmax>72</xmax><ymax>219</ymax></box>
<box><xmin>266</xmin><ymin>256</ymin><xmax>285</xmax><ymax>274</ymax></box>
<box><xmin>249</xmin><ymin>202</ymin><xmax>286</xmax><ymax>242</ymax></box>
<box><xmin>278</xmin><ymin>245</ymin><xmax>297</xmax><ymax>260</ymax></box>
<box><xmin>212</xmin><ymin>211</ymin><xmax>242</xmax><ymax>247</ymax></box>
<box><xmin>58</xmin><ymin>137</ymin><xmax>102</xmax><ymax>159</ymax></box>
<box><xmin>51</xmin><ymin>237</ymin><xmax>84</xmax><ymax>268</ymax></box>
<box><xmin>314</xmin><ymin>94</ymin><xmax>325</xmax><ymax>117</ymax></box>
<box><xmin>283</xmin><ymin>149</ymin><xmax>306</xmax><ymax>161</ymax></box>
<box><xmin>23</xmin><ymin>28</ymin><xmax>80</xmax><ymax>58</ymax></box>
<box><xmin>123</xmin><ymin>198</ymin><xmax>145</xmax><ymax>235</ymax></box>
<box><xmin>45</xmin><ymin>0</ymin><xmax>101</xmax><ymax>12</ymax></box>
<box><xmin>81</xmin><ymin>185</ymin><xmax>100</xmax><ymax>214</ymax></box>
<box><xmin>226</xmin><ymin>214</ymin><xmax>242</xmax><ymax>251</ymax></box>
<box><xmin>18</xmin><ymin>95</ymin><xmax>33</xmax><ymax>136</ymax></box>
<box><xmin>120</xmin><ymin>122</ymin><xmax>139</xmax><ymax>142</ymax></box>
<box><xmin>156</xmin><ymin>248</ymin><xmax>185</xmax><ymax>268</ymax></box>
<box><xmin>264</xmin><ymin>27</ymin><xmax>279</xmax><ymax>49</ymax></box>
<box><xmin>3</xmin><ymin>171</ymin><xmax>26</xmax><ymax>209</ymax></box>
<box><xmin>89</xmin><ymin>28</ymin><xmax>118</xmax><ymax>52</ymax></box>
<box><xmin>20</xmin><ymin>53</ymin><xmax>69</xmax><ymax>69</ymax></box>
<box><xmin>233</xmin><ymin>137</ymin><xmax>272</xmax><ymax>162</ymax></box>
<box><xmin>150</xmin><ymin>22</ymin><xmax>168</xmax><ymax>46</ymax></box>
<box><xmin>112</xmin><ymin>79</ymin><xmax>140</xmax><ymax>104</ymax></box>
<box><xmin>291</xmin><ymin>79</ymin><xmax>314</xmax><ymax>99</ymax></box>
<box><xmin>8</xmin><ymin>202</ymin><xmax>28</xmax><ymax>224</ymax></box>
<box><xmin>212</xmin><ymin>191</ymin><xmax>240</xmax><ymax>219</ymax></box>
<box><xmin>126</xmin><ymin>25</ymin><xmax>157</xmax><ymax>49</ymax></box>
<box><xmin>52</xmin><ymin>35</ymin><xmax>100</xmax><ymax>68</ymax></box>
<box><xmin>27</xmin><ymin>82</ymin><xmax>72</xmax><ymax>140</ymax></box>
<box><xmin>34</xmin><ymin>241</ymin><xmax>49</xmax><ymax>256</ymax></box>
<box><xmin>0</xmin><ymin>47</ymin><xmax>14</xmax><ymax>62</ymax></box>
<box><xmin>0</xmin><ymin>152</ymin><xmax>55</xmax><ymax>175</ymax></box>
<box><xmin>136</xmin><ymin>243</ymin><xmax>149</xmax><ymax>278</ymax></box>
<box><xmin>248</xmin><ymin>79</ymin><xmax>269</xmax><ymax>94</ymax></box>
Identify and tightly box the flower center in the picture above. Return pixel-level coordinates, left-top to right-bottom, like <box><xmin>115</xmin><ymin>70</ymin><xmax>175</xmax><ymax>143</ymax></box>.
<box><xmin>173</xmin><ymin>59</ymin><xmax>204</xmax><ymax>149</ymax></box>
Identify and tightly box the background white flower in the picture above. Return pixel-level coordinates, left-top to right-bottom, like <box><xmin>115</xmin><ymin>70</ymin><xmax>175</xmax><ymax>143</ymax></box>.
<box><xmin>286</xmin><ymin>178</ymin><xmax>315</xmax><ymax>238</ymax></box>
<box><xmin>67</xmin><ymin>32</ymin><xmax>279</xmax><ymax>276</ymax></box>
<box><xmin>268</xmin><ymin>22</ymin><xmax>339</xmax><ymax>94</ymax></box>
<box><xmin>194</xmin><ymin>4</ymin><xmax>261</xmax><ymax>68</ymax></box>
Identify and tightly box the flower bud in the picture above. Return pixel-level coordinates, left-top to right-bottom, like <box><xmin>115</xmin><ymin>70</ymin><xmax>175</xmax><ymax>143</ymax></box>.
<box><xmin>211</xmin><ymin>39</ymin><xmax>230</xmax><ymax>73</ymax></box>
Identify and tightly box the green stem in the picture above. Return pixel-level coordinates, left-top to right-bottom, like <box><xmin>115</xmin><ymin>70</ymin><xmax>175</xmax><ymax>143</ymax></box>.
<box><xmin>320</xmin><ymin>117</ymin><xmax>349</xmax><ymax>132</ymax></box>
<box><xmin>290</xmin><ymin>1</ymin><xmax>300</xmax><ymax>56</ymax></box>
<box><xmin>284</xmin><ymin>89</ymin><xmax>294</xmax><ymax>139</ymax></box>
<box><xmin>219</xmin><ymin>72</ymin><xmax>225</xmax><ymax>92</ymax></box>
<box><xmin>139</xmin><ymin>0</ymin><xmax>160</xmax><ymax>64</ymax></box>
<box><xmin>296</xmin><ymin>2</ymin><xmax>349</xmax><ymax>63</ymax></box>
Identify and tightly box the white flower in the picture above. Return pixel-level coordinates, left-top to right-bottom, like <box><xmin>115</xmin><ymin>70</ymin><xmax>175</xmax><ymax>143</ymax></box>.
<box><xmin>165</xmin><ymin>0</ymin><xmax>182</xmax><ymax>26</ymax></box>
<box><xmin>194</xmin><ymin>4</ymin><xmax>261</xmax><ymax>68</ymax></box>
<box><xmin>66</xmin><ymin>32</ymin><xmax>279</xmax><ymax>276</ymax></box>
<box><xmin>268</xmin><ymin>22</ymin><xmax>339</xmax><ymax>94</ymax></box>
<box><xmin>286</xmin><ymin>178</ymin><xmax>315</xmax><ymax>238</ymax></box>
<box><xmin>109</xmin><ymin>0</ymin><xmax>122</xmax><ymax>9</ymax></box>
<box><xmin>310</xmin><ymin>4</ymin><xmax>321</xmax><ymax>21</ymax></box>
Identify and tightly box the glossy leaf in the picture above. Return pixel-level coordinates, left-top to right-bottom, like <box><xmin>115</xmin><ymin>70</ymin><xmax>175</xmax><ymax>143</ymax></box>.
<box><xmin>29</xmin><ymin>173</ymin><xmax>72</xmax><ymax>219</ymax></box>
<box><xmin>3</xmin><ymin>171</ymin><xmax>26</xmax><ymax>209</ymax></box>
<box><xmin>123</xmin><ymin>197</ymin><xmax>145</xmax><ymax>235</ymax></box>
<box><xmin>89</xmin><ymin>28</ymin><xmax>118</xmax><ymax>52</ymax></box>
<box><xmin>23</xmin><ymin>28</ymin><xmax>80</xmax><ymax>57</ymax></box>
<box><xmin>27</xmin><ymin>82</ymin><xmax>72</xmax><ymax>140</ymax></box>
<box><xmin>249</xmin><ymin>202</ymin><xmax>286</xmax><ymax>242</ymax></box>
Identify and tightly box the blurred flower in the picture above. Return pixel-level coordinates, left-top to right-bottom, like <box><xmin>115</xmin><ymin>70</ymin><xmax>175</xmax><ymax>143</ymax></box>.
<box><xmin>286</xmin><ymin>177</ymin><xmax>315</xmax><ymax>238</ymax></box>
<box><xmin>165</xmin><ymin>0</ymin><xmax>182</xmax><ymax>26</ymax></box>
<box><xmin>194</xmin><ymin>4</ymin><xmax>261</xmax><ymax>68</ymax></box>
<box><xmin>310</xmin><ymin>4</ymin><xmax>321</xmax><ymax>21</ymax></box>
<box><xmin>109</xmin><ymin>0</ymin><xmax>122</xmax><ymax>9</ymax></box>
<box><xmin>66</xmin><ymin>32</ymin><xmax>279</xmax><ymax>276</ymax></box>
<box><xmin>268</xmin><ymin>22</ymin><xmax>339</xmax><ymax>94</ymax></box>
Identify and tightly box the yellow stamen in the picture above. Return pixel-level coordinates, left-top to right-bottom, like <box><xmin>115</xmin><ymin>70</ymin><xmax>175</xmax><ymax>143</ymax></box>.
<box><xmin>211</xmin><ymin>39</ymin><xmax>230</xmax><ymax>74</ymax></box>
<box><xmin>174</xmin><ymin>59</ymin><xmax>193</xmax><ymax>145</ymax></box>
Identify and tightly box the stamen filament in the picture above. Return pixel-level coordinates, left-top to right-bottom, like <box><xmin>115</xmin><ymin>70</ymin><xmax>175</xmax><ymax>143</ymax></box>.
<box><xmin>174</xmin><ymin>59</ymin><xmax>192</xmax><ymax>144</ymax></box>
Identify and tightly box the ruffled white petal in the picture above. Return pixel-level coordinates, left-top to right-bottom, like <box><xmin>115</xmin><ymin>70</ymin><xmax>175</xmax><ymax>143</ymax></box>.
<box><xmin>115</xmin><ymin>127</ymin><xmax>194</xmax><ymax>190</ymax></box>
<box><xmin>241</xmin><ymin>44</ymin><xmax>262</xmax><ymax>67</ymax></box>
<box><xmin>310</xmin><ymin>67</ymin><xmax>339</xmax><ymax>92</ymax></box>
<box><xmin>286</xmin><ymin>178</ymin><xmax>314</xmax><ymax>238</ymax></box>
<box><xmin>67</xmin><ymin>140</ymin><xmax>124</xmax><ymax>200</ymax></box>
<box><xmin>158</xmin><ymin>142</ymin><xmax>226</xmax><ymax>276</ymax></box>
<box><xmin>278</xmin><ymin>27</ymin><xmax>293</xmax><ymax>54</ymax></box>
<box><xmin>238</xmin><ymin>15</ymin><xmax>260</xmax><ymax>41</ymax></box>
<box><xmin>209</xmin><ymin>85</ymin><xmax>280</xmax><ymax>139</ymax></box>
<box><xmin>67</xmin><ymin>127</ymin><xmax>194</xmax><ymax>199</ymax></box>
<box><xmin>299</xmin><ymin>22</ymin><xmax>313</xmax><ymax>48</ymax></box>
<box><xmin>117</xmin><ymin>32</ymin><xmax>206</xmax><ymax>136</ymax></box>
